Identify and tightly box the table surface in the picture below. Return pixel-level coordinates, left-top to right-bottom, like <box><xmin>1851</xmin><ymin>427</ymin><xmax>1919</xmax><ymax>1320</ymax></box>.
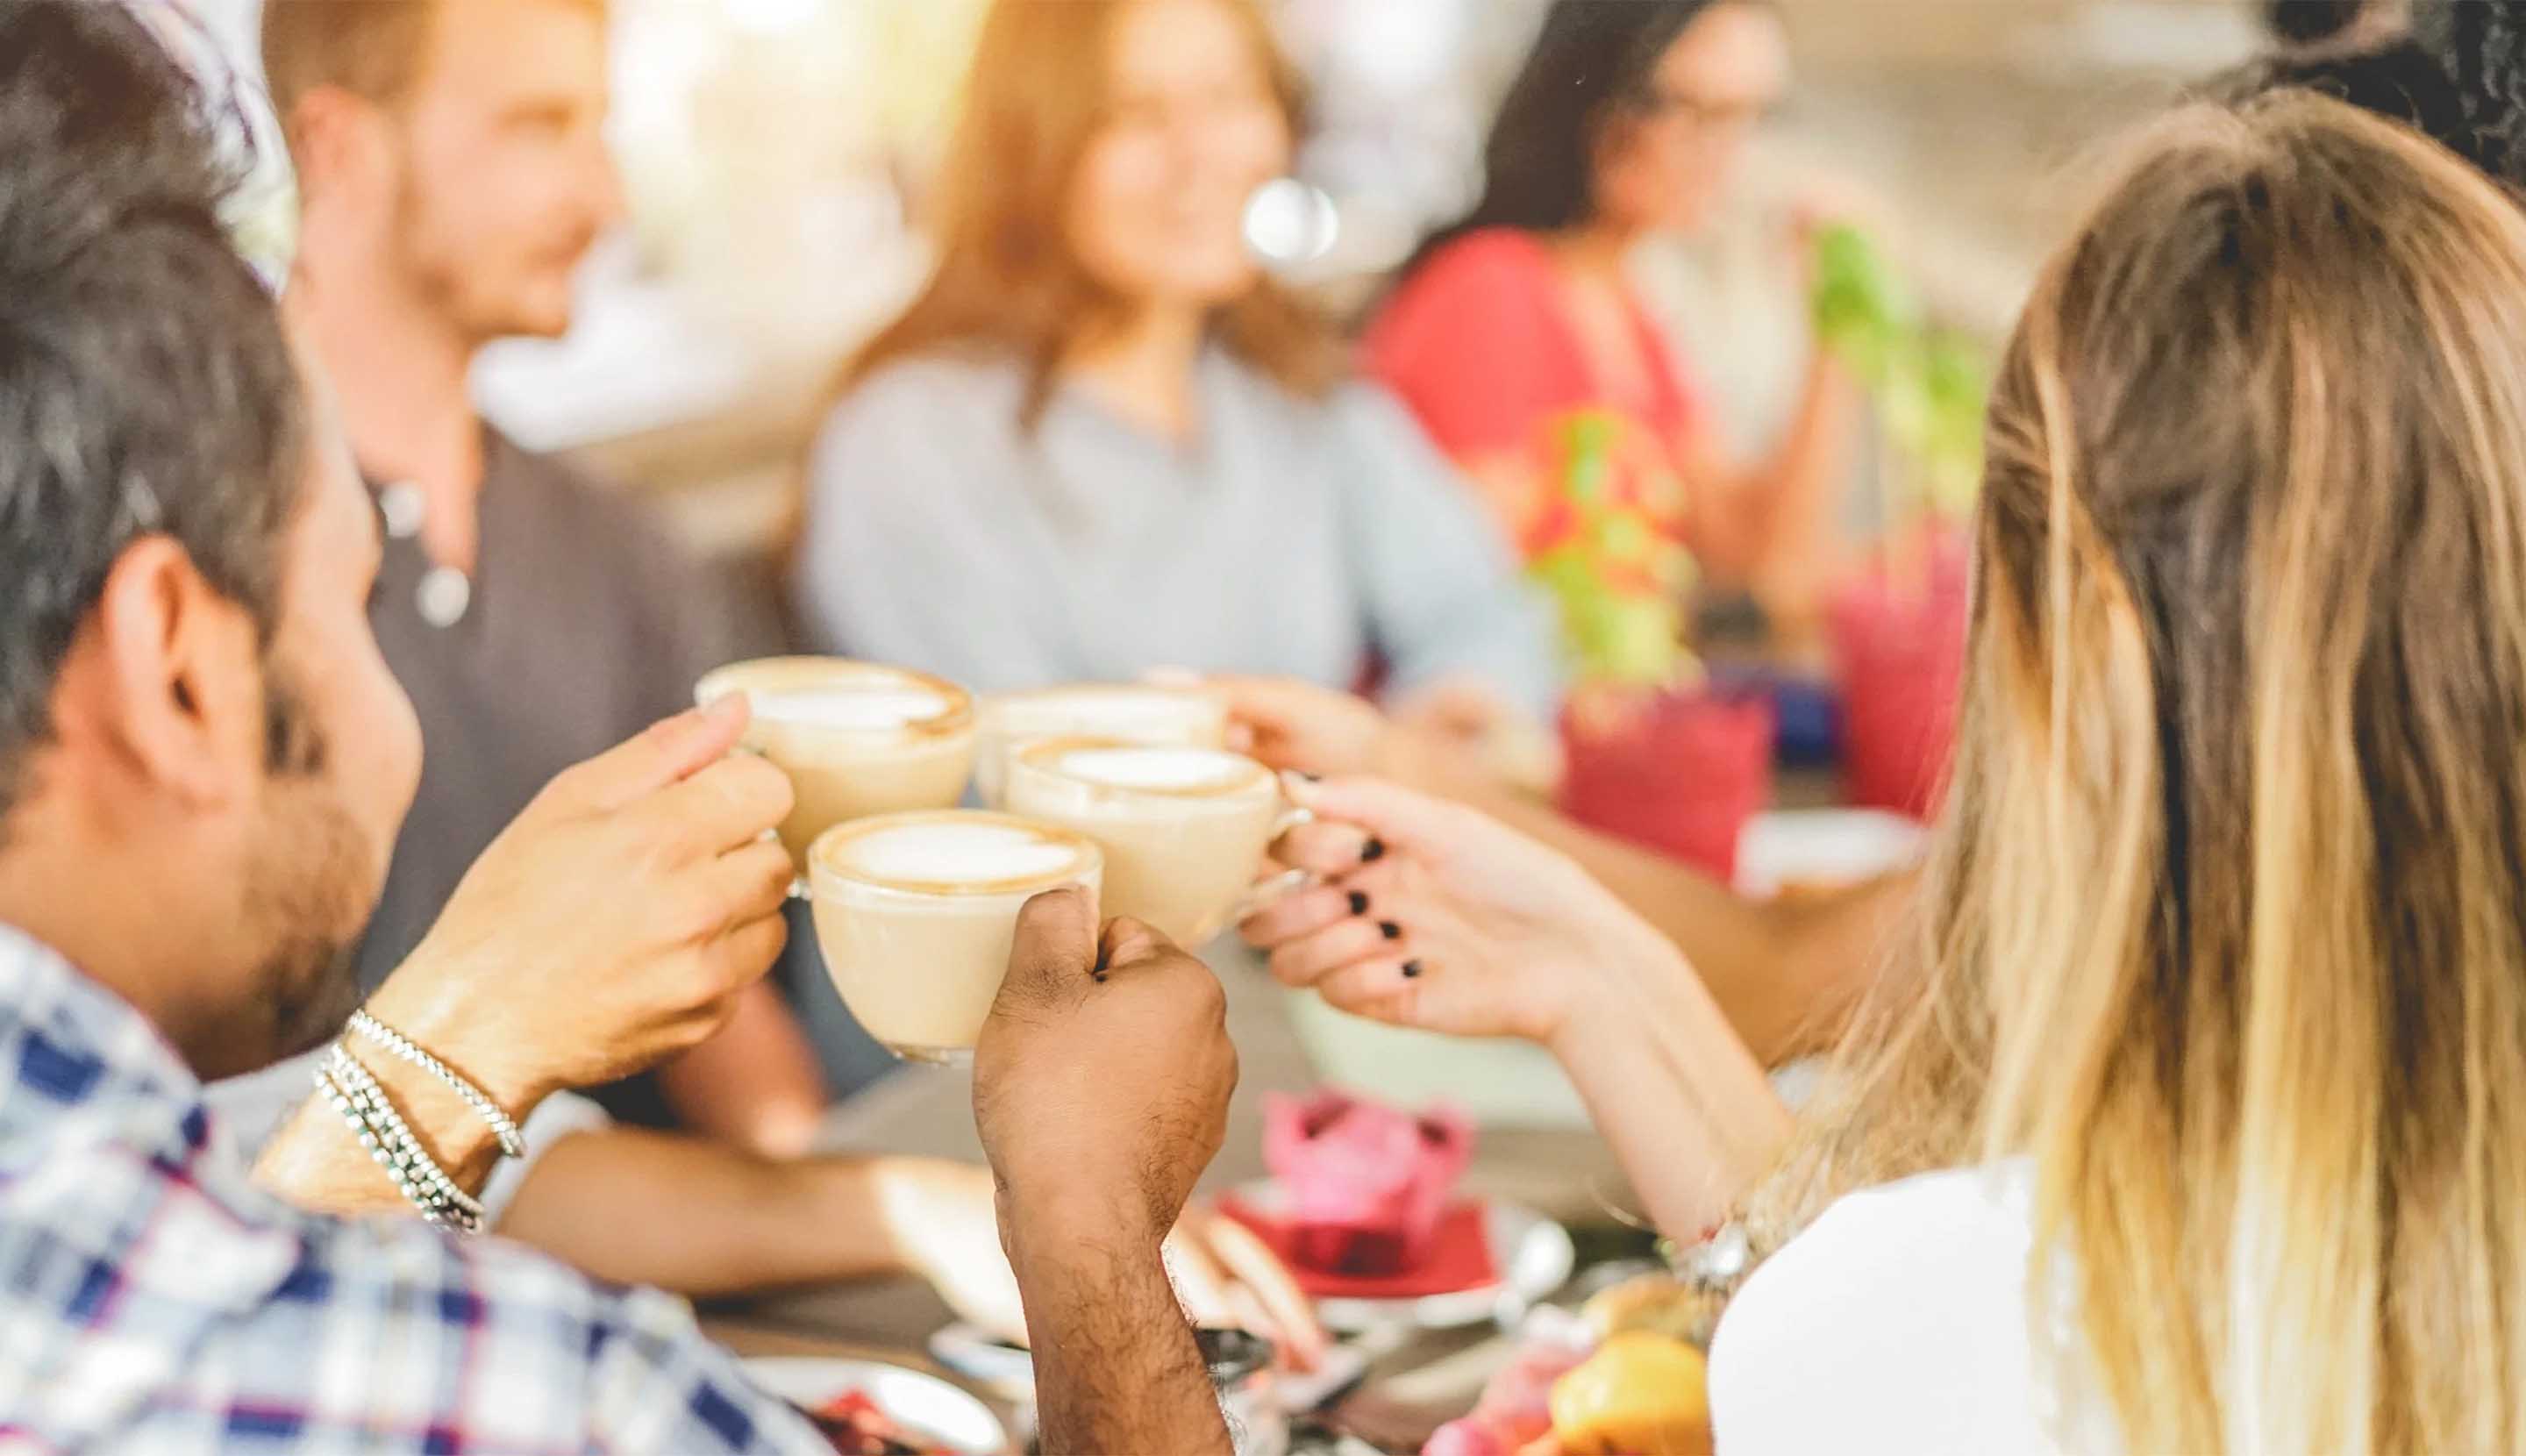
<box><xmin>710</xmin><ymin>945</ymin><xmax>1641</xmax><ymax>1452</ymax></box>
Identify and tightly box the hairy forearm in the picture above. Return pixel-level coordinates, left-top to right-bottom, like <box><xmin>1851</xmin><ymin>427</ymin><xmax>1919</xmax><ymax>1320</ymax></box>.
<box><xmin>1004</xmin><ymin>1199</ymin><xmax>1229</xmax><ymax>1456</ymax></box>
<box><xmin>495</xmin><ymin>1131</ymin><xmax>915</xmax><ymax>1297</ymax></box>
<box><xmin>252</xmin><ymin>1054</ymin><xmax>508</xmax><ymax>1216</ymax></box>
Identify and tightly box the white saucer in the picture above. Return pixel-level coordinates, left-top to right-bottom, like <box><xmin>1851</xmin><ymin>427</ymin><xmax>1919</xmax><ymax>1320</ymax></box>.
<box><xmin>740</xmin><ymin>1355</ymin><xmax>1010</xmax><ymax>1454</ymax></box>
<box><xmin>1229</xmin><ymin>1180</ymin><xmax>1578</xmax><ymax>1333</ymax></box>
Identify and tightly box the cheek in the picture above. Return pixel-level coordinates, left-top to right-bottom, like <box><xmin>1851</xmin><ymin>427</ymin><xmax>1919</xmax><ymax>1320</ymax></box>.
<box><xmin>1068</xmin><ymin>148</ymin><xmax>1160</xmax><ymax>272</ymax></box>
<box><xmin>315</xmin><ymin>621</ymin><xmax>423</xmax><ymax>818</ymax></box>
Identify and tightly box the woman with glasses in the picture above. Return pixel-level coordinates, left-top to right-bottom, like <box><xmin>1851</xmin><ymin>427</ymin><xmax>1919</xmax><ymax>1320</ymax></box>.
<box><xmin>1369</xmin><ymin>0</ymin><xmax>1854</xmax><ymax>617</ymax></box>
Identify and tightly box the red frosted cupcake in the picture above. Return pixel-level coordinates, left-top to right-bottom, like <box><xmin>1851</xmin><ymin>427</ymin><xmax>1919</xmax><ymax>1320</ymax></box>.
<box><xmin>1263</xmin><ymin>1090</ymin><xmax>1474</xmax><ymax>1278</ymax></box>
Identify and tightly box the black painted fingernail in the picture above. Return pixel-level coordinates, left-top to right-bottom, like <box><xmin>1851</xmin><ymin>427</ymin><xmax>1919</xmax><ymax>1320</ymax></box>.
<box><xmin>1091</xmin><ymin>968</ymin><xmax>1110</xmax><ymax>984</ymax></box>
<box><xmin>1401</xmin><ymin>960</ymin><xmax>1424</xmax><ymax>979</ymax></box>
<box><xmin>1379</xmin><ymin>921</ymin><xmax>1402</xmax><ymax>941</ymax></box>
<box><xmin>1360</xmin><ymin>837</ymin><xmax>1388</xmax><ymax>864</ymax></box>
<box><xmin>1348</xmin><ymin>891</ymin><xmax>1371</xmax><ymax>916</ymax></box>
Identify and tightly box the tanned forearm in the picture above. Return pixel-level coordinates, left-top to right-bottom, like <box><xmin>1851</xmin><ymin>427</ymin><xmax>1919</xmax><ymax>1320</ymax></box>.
<box><xmin>1003</xmin><ymin>1196</ymin><xmax>1230</xmax><ymax>1456</ymax></box>
<box><xmin>493</xmin><ymin>1130</ymin><xmax>913</xmax><ymax>1297</ymax></box>
<box><xmin>253</xmin><ymin>1054</ymin><xmax>509</xmax><ymax>1216</ymax></box>
<box><xmin>251</xmin><ymin>977</ymin><xmax>553</xmax><ymax>1217</ymax></box>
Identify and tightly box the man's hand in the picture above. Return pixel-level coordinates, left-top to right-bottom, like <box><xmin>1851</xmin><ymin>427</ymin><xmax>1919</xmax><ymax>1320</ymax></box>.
<box><xmin>975</xmin><ymin>890</ymin><xmax>1236</xmax><ymax>1241</ymax></box>
<box><xmin>974</xmin><ymin>889</ymin><xmax>1238</xmax><ymax>1456</ymax></box>
<box><xmin>367</xmin><ymin>698</ymin><xmax>796</xmax><ymax>1114</ymax></box>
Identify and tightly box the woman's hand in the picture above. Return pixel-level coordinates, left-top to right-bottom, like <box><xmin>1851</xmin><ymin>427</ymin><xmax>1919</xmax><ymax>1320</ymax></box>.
<box><xmin>1202</xmin><ymin>674</ymin><xmax>1395</xmax><ymax>778</ymax></box>
<box><xmin>1202</xmin><ymin>674</ymin><xmax>1551</xmax><ymax>798</ymax></box>
<box><xmin>1238</xmin><ymin>777</ymin><xmax>1681</xmax><ymax>1052</ymax></box>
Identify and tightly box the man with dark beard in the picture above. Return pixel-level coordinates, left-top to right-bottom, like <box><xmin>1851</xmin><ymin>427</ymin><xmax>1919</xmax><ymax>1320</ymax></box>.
<box><xmin>0</xmin><ymin>4</ymin><xmax>1254</xmax><ymax>1450</ymax></box>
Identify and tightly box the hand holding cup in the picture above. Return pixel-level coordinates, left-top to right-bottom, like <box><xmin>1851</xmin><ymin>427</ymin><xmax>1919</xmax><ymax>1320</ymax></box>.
<box><xmin>366</xmin><ymin>698</ymin><xmax>796</xmax><ymax>1112</ymax></box>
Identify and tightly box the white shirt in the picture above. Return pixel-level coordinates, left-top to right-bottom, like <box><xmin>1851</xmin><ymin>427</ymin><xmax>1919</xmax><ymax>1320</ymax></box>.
<box><xmin>1709</xmin><ymin>1163</ymin><xmax>2119</xmax><ymax>1455</ymax></box>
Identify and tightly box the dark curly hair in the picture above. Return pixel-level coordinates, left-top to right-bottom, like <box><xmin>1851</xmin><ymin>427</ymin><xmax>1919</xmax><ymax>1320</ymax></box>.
<box><xmin>2263</xmin><ymin>0</ymin><xmax>2370</xmax><ymax>46</ymax></box>
<box><xmin>2225</xmin><ymin>1</ymin><xmax>2526</xmax><ymax>195</ymax></box>
<box><xmin>2409</xmin><ymin>0</ymin><xmax>2526</xmax><ymax>189</ymax></box>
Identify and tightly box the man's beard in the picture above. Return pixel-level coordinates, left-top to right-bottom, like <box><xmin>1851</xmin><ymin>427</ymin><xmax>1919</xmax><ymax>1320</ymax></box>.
<box><xmin>389</xmin><ymin>161</ymin><xmax>577</xmax><ymax>343</ymax></box>
<box><xmin>190</xmin><ymin>667</ymin><xmax>380</xmax><ymax>1081</ymax></box>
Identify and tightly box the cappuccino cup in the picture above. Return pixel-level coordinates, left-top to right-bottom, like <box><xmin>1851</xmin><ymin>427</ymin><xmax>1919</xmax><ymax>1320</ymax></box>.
<box><xmin>695</xmin><ymin>658</ymin><xmax>976</xmax><ymax>877</ymax></box>
<box><xmin>1001</xmin><ymin>738</ymin><xmax>1307</xmax><ymax>947</ymax></box>
<box><xmin>973</xmin><ymin>683</ymin><xmax>1231</xmax><ymax>808</ymax></box>
<box><xmin>808</xmin><ymin>811</ymin><xmax>1102</xmax><ymax>1064</ymax></box>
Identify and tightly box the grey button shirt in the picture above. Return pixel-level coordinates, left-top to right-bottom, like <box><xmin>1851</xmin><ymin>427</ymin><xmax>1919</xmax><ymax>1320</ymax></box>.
<box><xmin>356</xmin><ymin>431</ymin><xmax>788</xmax><ymax>992</ymax></box>
<box><xmin>792</xmin><ymin>349</ymin><xmax>1561</xmax><ymax>712</ymax></box>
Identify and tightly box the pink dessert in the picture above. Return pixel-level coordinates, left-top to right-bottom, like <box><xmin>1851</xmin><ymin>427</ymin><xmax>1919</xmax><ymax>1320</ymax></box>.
<box><xmin>1263</xmin><ymin>1090</ymin><xmax>1474</xmax><ymax>1278</ymax></box>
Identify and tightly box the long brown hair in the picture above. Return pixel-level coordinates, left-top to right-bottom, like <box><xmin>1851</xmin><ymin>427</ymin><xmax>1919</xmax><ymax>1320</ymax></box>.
<box><xmin>1752</xmin><ymin>93</ymin><xmax>2526</xmax><ymax>1452</ymax></box>
<box><xmin>838</xmin><ymin>0</ymin><xmax>1338</xmax><ymax>425</ymax></box>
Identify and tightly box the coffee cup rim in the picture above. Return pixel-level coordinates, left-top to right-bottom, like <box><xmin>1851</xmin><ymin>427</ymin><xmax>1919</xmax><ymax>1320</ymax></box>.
<box><xmin>695</xmin><ymin>657</ymin><xmax>975</xmax><ymax>739</ymax></box>
<box><xmin>1010</xmin><ymin>736</ymin><xmax>1275</xmax><ymax>801</ymax></box>
<box><xmin>808</xmin><ymin>810</ymin><xmax>1104</xmax><ymax>898</ymax></box>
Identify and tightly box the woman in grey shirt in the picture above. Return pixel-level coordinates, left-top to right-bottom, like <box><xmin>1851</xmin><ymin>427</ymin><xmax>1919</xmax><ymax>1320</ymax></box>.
<box><xmin>791</xmin><ymin>0</ymin><xmax>1558</xmax><ymax>724</ymax></box>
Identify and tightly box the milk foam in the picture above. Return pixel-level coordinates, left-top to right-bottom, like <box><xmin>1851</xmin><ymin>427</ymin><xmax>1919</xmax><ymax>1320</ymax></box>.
<box><xmin>1055</xmin><ymin>746</ymin><xmax>1256</xmax><ymax>791</ymax></box>
<box><xmin>839</xmin><ymin>822</ymin><xmax>1081</xmax><ymax>883</ymax></box>
<box><xmin>747</xmin><ymin>688</ymin><xmax>950</xmax><ymax>730</ymax></box>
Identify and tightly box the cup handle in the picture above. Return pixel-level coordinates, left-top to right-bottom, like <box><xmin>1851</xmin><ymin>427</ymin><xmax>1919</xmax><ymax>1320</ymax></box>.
<box><xmin>1230</xmin><ymin>804</ymin><xmax>1317</xmax><ymax>924</ymax></box>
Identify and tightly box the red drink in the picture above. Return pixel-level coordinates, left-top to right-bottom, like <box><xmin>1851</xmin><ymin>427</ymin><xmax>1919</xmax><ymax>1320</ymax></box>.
<box><xmin>1558</xmin><ymin>689</ymin><xmax>1776</xmax><ymax>881</ymax></box>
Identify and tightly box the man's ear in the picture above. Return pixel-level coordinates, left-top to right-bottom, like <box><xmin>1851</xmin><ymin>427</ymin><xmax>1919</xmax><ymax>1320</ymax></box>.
<box><xmin>61</xmin><ymin>536</ymin><xmax>268</xmax><ymax>812</ymax></box>
<box><xmin>286</xmin><ymin>85</ymin><xmax>393</xmax><ymax>212</ymax></box>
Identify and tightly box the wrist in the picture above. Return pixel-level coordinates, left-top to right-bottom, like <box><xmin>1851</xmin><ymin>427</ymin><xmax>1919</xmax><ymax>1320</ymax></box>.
<box><xmin>995</xmin><ymin>1178</ymin><xmax>1168</xmax><ymax>1270</ymax></box>
<box><xmin>362</xmin><ymin>968</ymin><xmax>556</xmax><ymax>1117</ymax></box>
<box><xmin>327</xmin><ymin>1043</ymin><xmax>507</xmax><ymax>1196</ymax></box>
<box><xmin>1545</xmin><ymin>911</ymin><xmax>1690</xmax><ymax>1063</ymax></box>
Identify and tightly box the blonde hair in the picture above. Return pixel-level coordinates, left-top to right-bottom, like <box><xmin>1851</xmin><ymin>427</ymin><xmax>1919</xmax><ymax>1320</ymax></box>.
<box><xmin>1753</xmin><ymin>93</ymin><xmax>2526</xmax><ymax>1453</ymax></box>
<box><xmin>839</xmin><ymin>0</ymin><xmax>1338</xmax><ymax>425</ymax></box>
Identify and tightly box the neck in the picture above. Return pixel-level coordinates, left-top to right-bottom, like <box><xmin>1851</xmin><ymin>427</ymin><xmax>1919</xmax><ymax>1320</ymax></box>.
<box><xmin>1060</xmin><ymin>303</ymin><xmax>1208</xmax><ymax>441</ymax></box>
<box><xmin>1552</xmin><ymin>218</ymin><xmax>1639</xmax><ymax>282</ymax></box>
<box><xmin>289</xmin><ymin>218</ymin><xmax>486</xmax><ymax>571</ymax></box>
<box><xmin>0</xmin><ymin>807</ymin><xmax>248</xmax><ymax>1074</ymax></box>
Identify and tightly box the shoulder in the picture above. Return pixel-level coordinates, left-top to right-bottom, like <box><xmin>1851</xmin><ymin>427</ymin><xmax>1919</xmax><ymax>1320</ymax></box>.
<box><xmin>263</xmin><ymin>1216</ymin><xmax>811</xmax><ymax>1448</ymax></box>
<box><xmin>1709</xmin><ymin>1165</ymin><xmax>2054</xmax><ymax>1455</ymax></box>
<box><xmin>1371</xmin><ymin>230</ymin><xmax>1562</xmax><ymax>389</ymax></box>
<box><xmin>1399</xmin><ymin>228</ymin><xmax>1557</xmax><ymax>303</ymax></box>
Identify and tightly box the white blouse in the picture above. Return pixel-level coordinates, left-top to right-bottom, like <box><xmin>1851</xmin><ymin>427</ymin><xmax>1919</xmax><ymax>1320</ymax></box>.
<box><xmin>1708</xmin><ymin>1163</ymin><xmax>2119</xmax><ymax>1455</ymax></box>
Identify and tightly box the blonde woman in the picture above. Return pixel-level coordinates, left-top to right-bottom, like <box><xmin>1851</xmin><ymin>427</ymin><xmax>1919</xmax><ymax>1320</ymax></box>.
<box><xmin>1234</xmin><ymin>93</ymin><xmax>2526</xmax><ymax>1452</ymax></box>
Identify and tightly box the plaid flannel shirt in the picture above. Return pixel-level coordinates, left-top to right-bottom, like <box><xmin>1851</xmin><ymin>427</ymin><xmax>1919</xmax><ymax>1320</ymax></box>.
<box><xmin>0</xmin><ymin>924</ymin><xmax>830</xmax><ymax>1454</ymax></box>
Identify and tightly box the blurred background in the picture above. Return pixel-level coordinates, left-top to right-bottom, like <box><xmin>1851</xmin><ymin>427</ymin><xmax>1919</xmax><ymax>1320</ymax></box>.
<box><xmin>196</xmin><ymin>0</ymin><xmax>2270</xmax><ymax>560</ymax></box>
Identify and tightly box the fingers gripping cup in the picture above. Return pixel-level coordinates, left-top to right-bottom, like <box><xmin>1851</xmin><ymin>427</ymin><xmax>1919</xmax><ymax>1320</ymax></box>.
<box><xmin>1001</xmin><ymin>738</ymin><xmax>1309</xmax><ymax>948</ymax></box>
<box><xmin>695</xmin><ymin>659</ymin><xmax>978</xmax><ymax>883</ymax></box>
<box><xmin>808</xmin><ymin>811</ymin><xmax>1103</xmax><ymax>1064</ymax></box>
<box><xmin>972</xmin><ymin>683</ymin><xmax>1231</xmax><ymax>808</ymax></box>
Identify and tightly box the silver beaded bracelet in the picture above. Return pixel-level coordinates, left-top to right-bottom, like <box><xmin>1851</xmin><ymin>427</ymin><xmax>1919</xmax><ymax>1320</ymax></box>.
<box><xmin>346</xmin><ymin>1009</ymin><xmax>526</xmax><ymax>1160</ymax></box>
<box><xmin>313</xmin><ymin>1051</ymin><xmax>485</xmax><ymax>1234</ymax></box>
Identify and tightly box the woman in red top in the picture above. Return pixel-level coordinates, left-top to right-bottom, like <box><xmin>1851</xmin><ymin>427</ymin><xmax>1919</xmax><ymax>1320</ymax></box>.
<box><xmin>1369</xmin><ymin>0</ymin><xmax>1855</xmax><ymax>618</ymax></box>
